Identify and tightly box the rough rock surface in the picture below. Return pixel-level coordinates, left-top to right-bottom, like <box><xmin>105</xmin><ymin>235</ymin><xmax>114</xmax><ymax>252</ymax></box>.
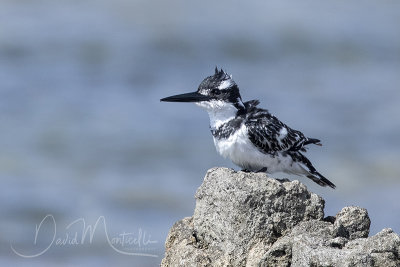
<box><xmin>161</xmin><ymin>167</ymin><xmax>400</xmax><ymax>267</ymax></box>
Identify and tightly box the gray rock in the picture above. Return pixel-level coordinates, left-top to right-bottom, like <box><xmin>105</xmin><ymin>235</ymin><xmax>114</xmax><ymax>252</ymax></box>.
<box><xmin>193</xmin><ymin>167</ymin><xmax>324</xmax><ymax>266</ymax></box>
<box><xmin>161</xmin><ymin>167</ymin><xmax>400</xmax><ymax>267</ymax></box>
<box><xmin>161</xmin><ymin>217</ymin><xmax>226</xmax><ymax>266</ymax></box>
<box><xmin>283</xmin><ymin>221</ymin><xmax>399</xmax><ymax>267</ymax></box>
<box><xmin>333</xmin><ymin>206</ymin><xmax>370</xmax><ymax>239</ymax></box>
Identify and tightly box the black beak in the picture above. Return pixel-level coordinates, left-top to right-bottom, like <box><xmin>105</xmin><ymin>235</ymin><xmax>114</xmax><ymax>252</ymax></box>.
<box><xmin>160</xmin><ymin>91</ymin><xmax>210</xmax><ymax>103</ymax></box>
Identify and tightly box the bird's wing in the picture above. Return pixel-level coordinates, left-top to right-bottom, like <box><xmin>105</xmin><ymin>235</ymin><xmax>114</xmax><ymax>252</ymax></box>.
<box><xmin>245</xmin><ymin>108</ymin><xmax>309</xmax><ymax>154</ymax></box>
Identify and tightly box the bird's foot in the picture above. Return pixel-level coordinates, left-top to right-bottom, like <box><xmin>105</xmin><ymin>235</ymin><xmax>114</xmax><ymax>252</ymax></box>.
<box><xmin>256</xmin><ymin>167</ymin><xmax>268</xmax><ymax>173</ymax></box>
<box><xmin>241</xmin><ymin>167</ymin><xmax>268</xmax><ymax>173</ymax></box>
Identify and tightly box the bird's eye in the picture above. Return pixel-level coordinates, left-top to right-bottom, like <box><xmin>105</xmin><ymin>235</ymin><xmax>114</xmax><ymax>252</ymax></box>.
<box><xmin>211</xmin><ymin>89</ymin><xmax>220</xmax><ymax>95</ymax></box>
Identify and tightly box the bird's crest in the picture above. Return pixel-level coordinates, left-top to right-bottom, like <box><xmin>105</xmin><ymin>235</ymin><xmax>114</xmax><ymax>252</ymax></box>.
<box><xmin>214</xmin><ymin>67</ymin><xmax>232</xmax><ymax>80</ymax></box>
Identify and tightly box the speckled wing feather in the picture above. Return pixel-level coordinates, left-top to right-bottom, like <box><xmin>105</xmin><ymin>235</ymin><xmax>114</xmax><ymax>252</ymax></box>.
<box><xmin>244</xmin><ymin>100</ymin><xmax>312</xmax><ymax>154</ymax></box>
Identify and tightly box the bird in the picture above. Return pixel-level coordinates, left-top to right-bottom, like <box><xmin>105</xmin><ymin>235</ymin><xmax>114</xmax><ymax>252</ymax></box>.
<box><xmin>160</xmin><ymin>68</ymin><xmax>336</xmax><ymax>188</ymax></box>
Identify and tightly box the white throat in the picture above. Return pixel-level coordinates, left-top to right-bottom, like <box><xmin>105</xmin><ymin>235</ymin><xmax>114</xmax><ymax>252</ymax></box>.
<box><xmin>196</xmin><ymin>100</ymin><xmax>239</xmax><ymax>129</ymax></box>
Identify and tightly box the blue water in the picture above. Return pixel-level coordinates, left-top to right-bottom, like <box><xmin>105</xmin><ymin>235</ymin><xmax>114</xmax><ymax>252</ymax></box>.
<box><xmin>0</xmin><ymin>0</ymin><xmax>399</xmax><ymax>266</ymax></box>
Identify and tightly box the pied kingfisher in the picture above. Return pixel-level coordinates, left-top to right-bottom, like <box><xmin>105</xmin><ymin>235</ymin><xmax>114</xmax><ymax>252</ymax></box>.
<box><xmin>161</xmin><ymin>68</ymin><xmax>335</xmax><ymax>188</ymax></box>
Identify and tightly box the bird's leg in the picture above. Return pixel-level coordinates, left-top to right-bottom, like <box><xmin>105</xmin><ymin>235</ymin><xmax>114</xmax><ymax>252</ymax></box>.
<box><xmin>256</xmin><ymin>167</ymin><xmax>268</xmax><ymax>173</ymax></box>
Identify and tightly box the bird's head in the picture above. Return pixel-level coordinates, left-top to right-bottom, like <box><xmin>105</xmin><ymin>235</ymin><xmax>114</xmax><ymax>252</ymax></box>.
<box><xmin>160</xmin><ymin>68</ymin><xmax>244</xmax><ymax>112</ymax></box>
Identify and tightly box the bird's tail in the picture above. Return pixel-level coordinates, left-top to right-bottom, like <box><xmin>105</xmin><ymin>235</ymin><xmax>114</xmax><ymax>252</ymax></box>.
<box><xmin>306</xmin><ymin>172</ymin><xmax>336</xmax><ymax>189</ymax></box>
<box><xmin>295</xmin><ymin>152</ymin><xmax>336</xmax><ymax>189</ymax></box>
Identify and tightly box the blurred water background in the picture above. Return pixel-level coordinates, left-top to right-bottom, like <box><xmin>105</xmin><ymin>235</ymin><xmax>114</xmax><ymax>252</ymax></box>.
<box><xmin>0</xmin><ymin>0</ymin><xmax>399</xmax><ymax>266</ymax></box>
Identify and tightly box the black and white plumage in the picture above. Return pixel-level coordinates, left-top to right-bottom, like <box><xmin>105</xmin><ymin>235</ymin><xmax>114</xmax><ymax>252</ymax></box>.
<box><xmin>161</xmin><ymin>68</ymin><xmax>336</xmax><ymax>188</ymax></box>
